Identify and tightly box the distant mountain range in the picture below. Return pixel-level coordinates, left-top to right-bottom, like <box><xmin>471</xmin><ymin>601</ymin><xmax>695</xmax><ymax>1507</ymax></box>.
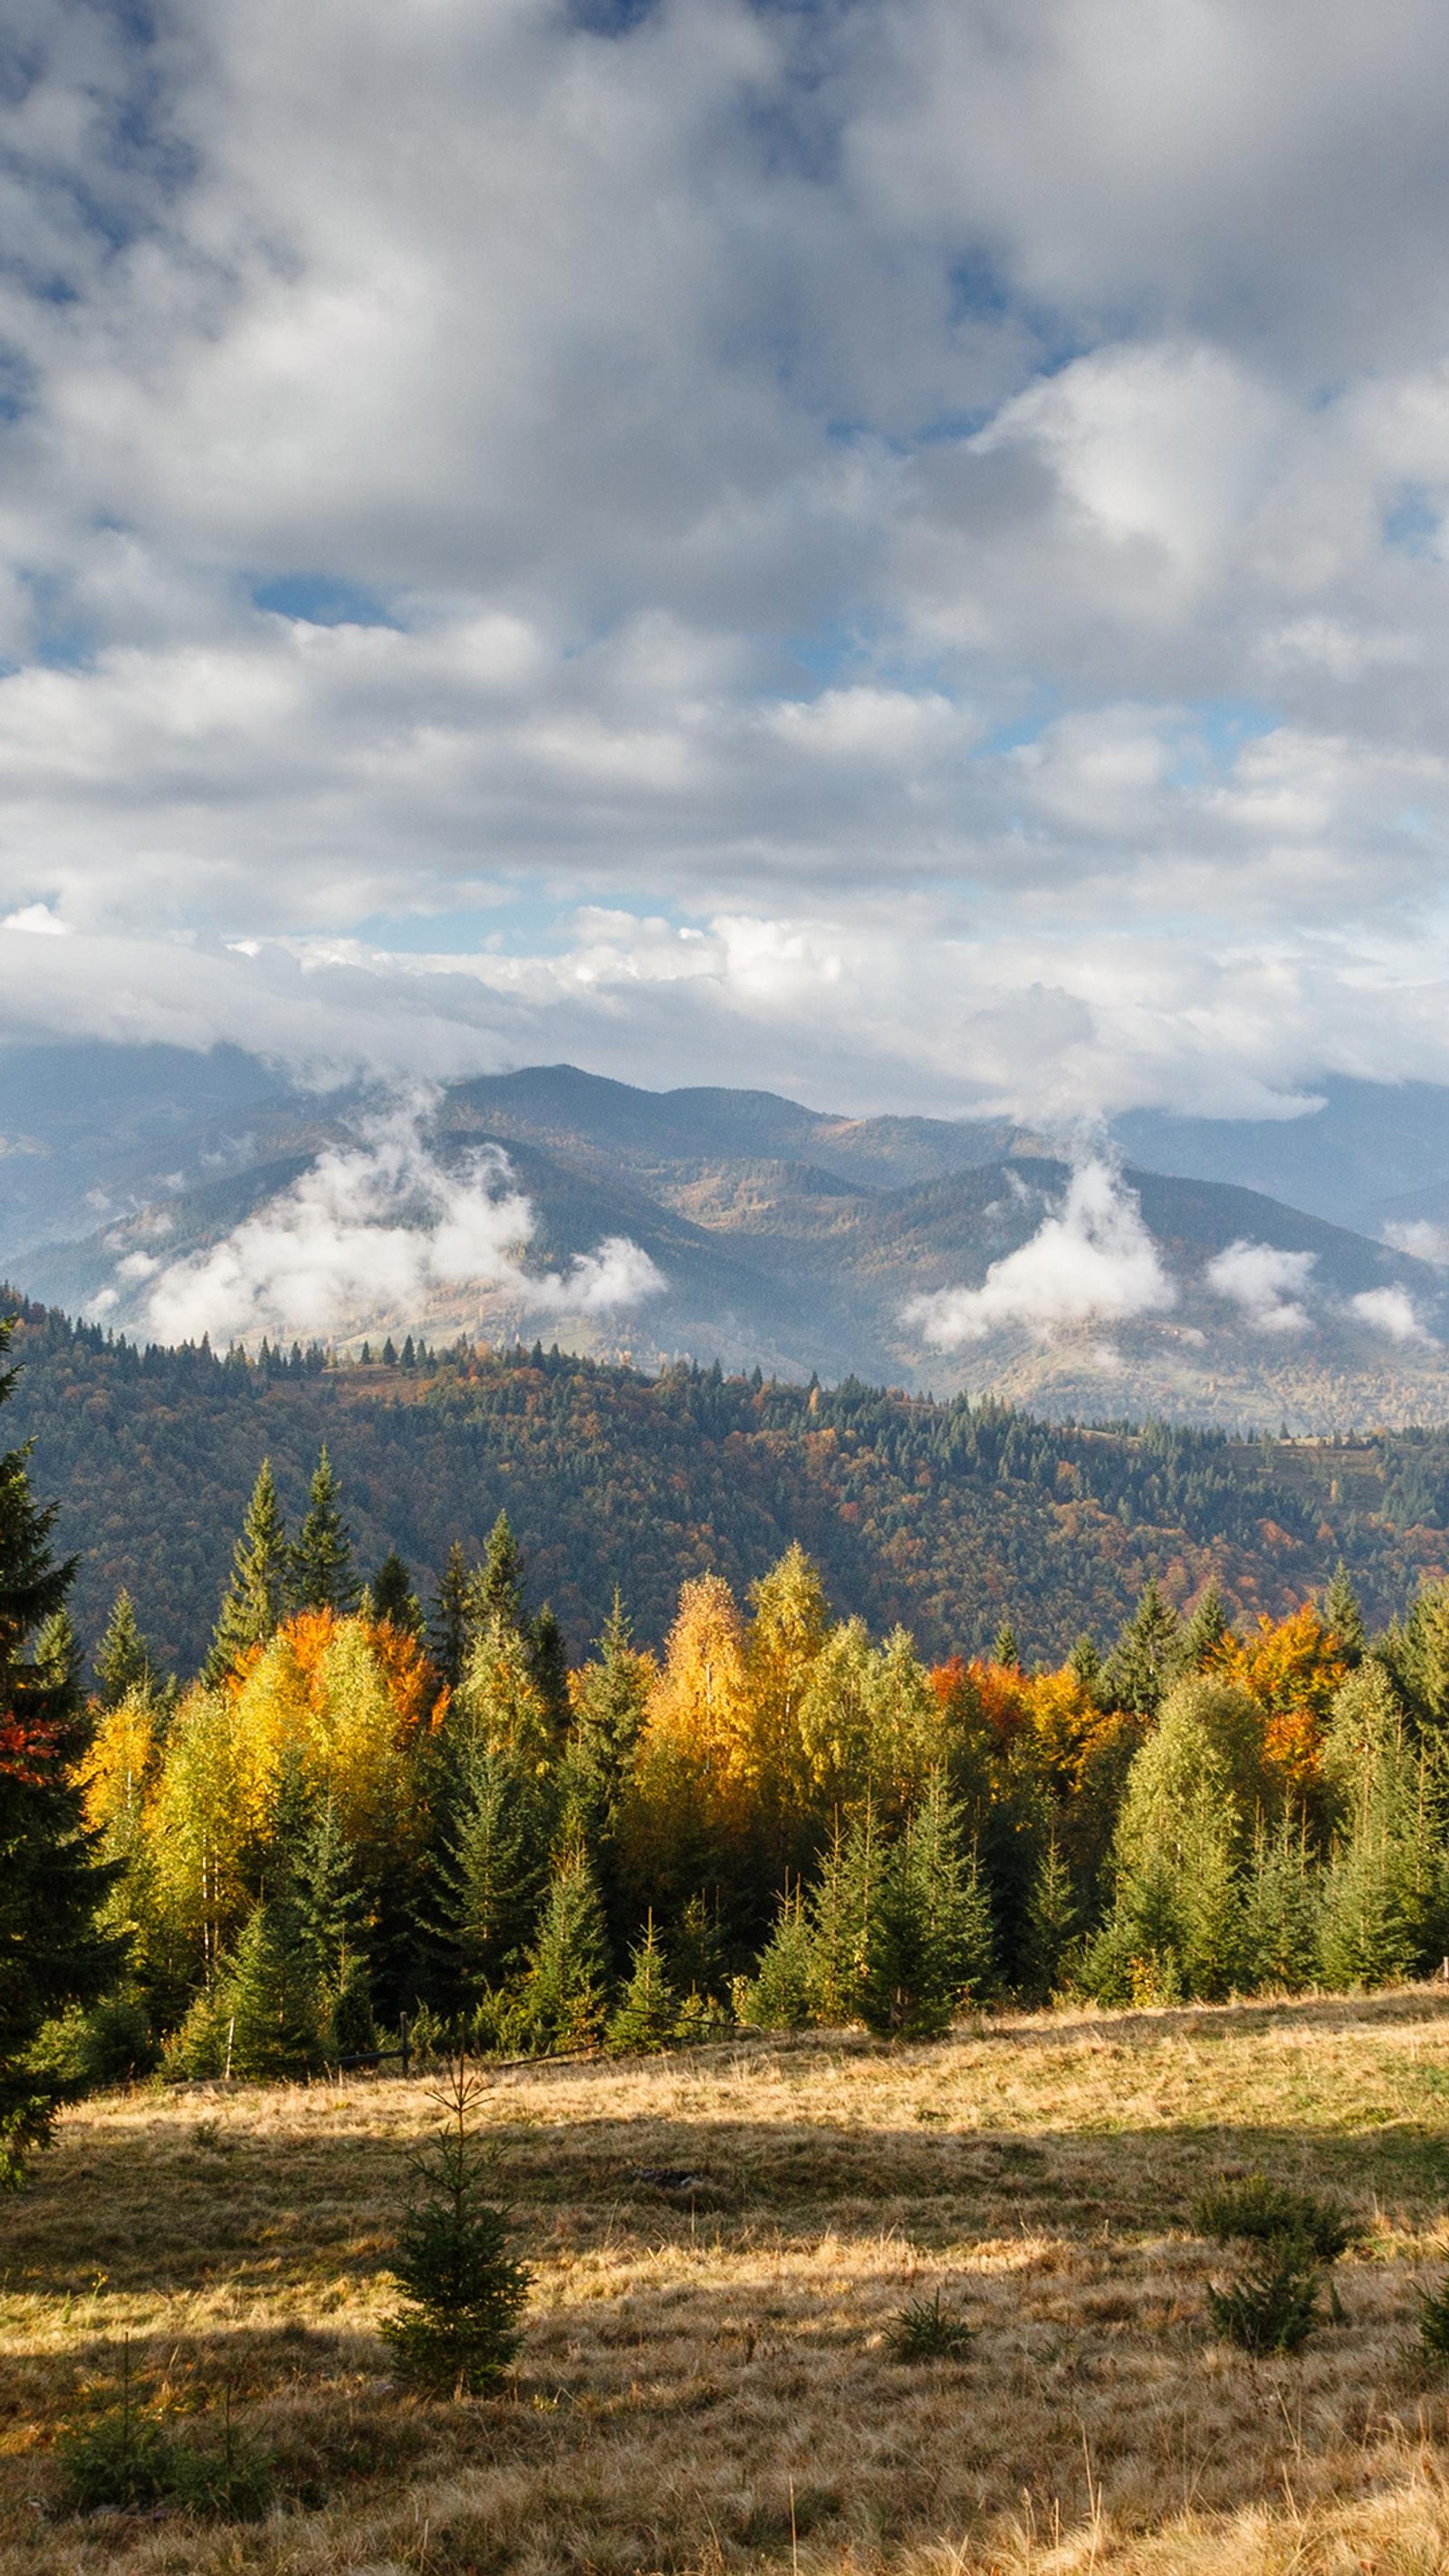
<box><xmin>5</xmin><ymin>1044</ymin><xmax>1449</xmax><ymax>1431</ymax></box>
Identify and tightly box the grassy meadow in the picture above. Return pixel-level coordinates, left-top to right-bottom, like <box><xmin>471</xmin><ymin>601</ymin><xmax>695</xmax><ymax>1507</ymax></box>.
<box><xmin>8</xmin><ymin>1993</ymin><xmax>1449</xmax><ymax>2572</ymax></box>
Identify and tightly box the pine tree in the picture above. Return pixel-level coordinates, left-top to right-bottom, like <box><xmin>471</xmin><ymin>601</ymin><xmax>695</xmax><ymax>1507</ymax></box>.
<box><xmin>431</xmin><ymin>1543</ymin><xmax>472</xmax><ymax>1692</ymax></box>
<box><xmin>382</xmin><ymin>2057</ymin><xmax>529</xmax><ymax>2393</ymax></box>
<box><xmin>371</xmin><ymin>1551</ymin><xmax>424</xmax><ymax>1639</ymax></box>
<box><xmin>292</xmin><ymin>1447</ymin><xmax>357</xmax><ymax>1614</ymax></box>
<box><xmin>517</xmin><ymin>1846</ymin><xmax>610</xmax><ymax>2053</ymax></box>
<box><xmin>95</xmin><ymin>1591</ymin><xmax>151</xmax><ymax>1709</ymax></box>
<box><xmin>1104</xmin><ymin>1581</ymin><xmax>1182</xmax><ymax>1715</ymax></box>
<box><xmin>206</xmin><ymin>1462</ymin><xmax>289</xmax><ymax>1681</ymax></box>
<box><xmin>607</xmin><ymin>1915</ymin><xmax>679</xmax><ymax>2052</ymax></box>
<box><xmin>0</xmin><ymin>1313</ymin><xmax>120</xmax><ymax>2181</ymax></box>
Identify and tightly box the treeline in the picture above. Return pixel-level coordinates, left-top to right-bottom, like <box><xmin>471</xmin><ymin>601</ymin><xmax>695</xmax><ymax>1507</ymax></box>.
<box><xmin>6</xmin><ymin>1292</ymin><xmax>1449</xmax><ymax>1677</ymax></box>
<box><xmin>34</xmin><ymin>1426</ymin><xmax>1449</xmax><ymax>2093</ymax></box>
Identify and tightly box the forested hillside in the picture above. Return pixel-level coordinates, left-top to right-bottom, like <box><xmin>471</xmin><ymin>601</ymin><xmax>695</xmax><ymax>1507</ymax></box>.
<box><xmin>7</xmin><ymin>1292</ymin><xmax>1449</xmax><ymax>1675</ymax></box>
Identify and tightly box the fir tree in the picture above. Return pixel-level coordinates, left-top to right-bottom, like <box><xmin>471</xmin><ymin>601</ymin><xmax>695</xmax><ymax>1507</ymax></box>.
<box><xmin>206</xmin><ymin>1461</ymin><xmax>289</xmax><ymax>1681</ymax></box>
<box><xmin>517</xmin><ymin>1846</ymin><xmax>609</xmax><ymax>2053</ymax></box>
<box><xmin>95</xmin><ymin>1591</ymin><xmax>152</xmax><ymax>1709</ymax></box>
<box><xmin>441</xmin><ymin>1740</ymin><xmax>541</xmax><ymax>1994</ymax></box>
<box><xmin>806</xmin><ymin>1809</ymin><xmax>874</xmax><ymax>2025</ymax></box>
<box><xmin>607</xmin><ymin>1914</ymin><xmax>679</xmax><ymax>2052</ymax></box>
<box><xmin>1067</xmin><ymin>1636</ymin><xmax>1102</xmax><ymax>1700</ymax></box>
<box><xmin>1242</xmin><ymin>1814</ymin><xmax>1321</xmax><ymax>1994</ymax></box>
<box><xmin>1019</xmin><ymin>1831</ymin><xmax>1079</xmax><ymax>2002</ymax></box>
<box><xmin>1176</xmin><ymin>1585</ymin><xmax>1230</xmax><ymax>1674</ymax></box>
<box><xmin>1104</xmin><ymin>1581</ymin><xmax>1182</xmax><ymax>1716</ymax></box>
<box><xmin>220</xmin><ymin>1889</ymin><xmax>323</xmax><ymax>2081</ymax></box>
<box><xmin>431</xmin><ymin>1542</ymin><xmax>472</xmax><ymax>1692</ymax></box>
<box><xmin>555</xmin><ymin>1596</ymin><xmax>651</xmax><ymax>1929</ymax></box>
<box><xmin>371</xmin><ymin>1550</ymin><xmax>424</xmax><ymax>1639</ymax></box>
<box><xmin>992</xmin><ymin>1620</ymin><xmax>1020</xmax><ymax>1670</ymax></box>
<box><xmin>0</xmin><ymin>1314</ymin><xmax>120</xmax><ymax>2181</ymax></box>
<box><xmin>292</xmin><ymin>1447</ymin><xmax>357</xmax><ymax>1614</ymax></box>
<box><xmin>382</xmin><ymin>2057</ymin><xmax>529</xmax><ymax>2393</ymax></box>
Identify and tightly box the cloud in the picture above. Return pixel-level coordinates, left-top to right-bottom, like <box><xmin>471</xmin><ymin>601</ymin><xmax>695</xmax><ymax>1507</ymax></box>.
<box><xmin>1204</xmin><ymin>1240</ymin><xmax>1316</xmax><ymax>1332</ymax></box>
<box><xmin>1383</xmin><ymin>1218</ymin><xmax>1449</xmax><ymax>1266</ymax></box>
<box><xmin>905</xmin><ymin>1159</ymin><xmax>1176</xmax><ymax>1347</ymax></box>
<box><xmin>5</xmin><ymin>4</ymin><xmax>1449</xmax><ymax>1115</ymax></box>
<box><xmin>96</xmin><ymin>1099</ymin><xmax>665</xmax><ymax>1347</ymax></box>
<box><xmin>1349</xmin><ymin>1284</ymin><xmax>1433</xmax><ymax>1342</ymax></box>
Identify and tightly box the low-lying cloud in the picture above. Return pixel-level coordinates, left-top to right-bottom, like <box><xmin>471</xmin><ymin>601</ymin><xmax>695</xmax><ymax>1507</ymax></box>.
<box><xmin>1349</xmin><ymin>1285</ymin><xmax>1432</xmax><ymax>1344</ymax></box>
<box><xmin>1204</xmin><ymin>1241</ymin><xmax>1316</xmax><ymax>1334</ymax></box>
<box><xmin>94</xmin><ymin>1100</ymin><xmax>665</xmax><ymax>1347</ymax></box>
<box><xmin>905</xmin><ymin>1160</ymin><xmax>1176</xmax><ymax>1349</ymax></box>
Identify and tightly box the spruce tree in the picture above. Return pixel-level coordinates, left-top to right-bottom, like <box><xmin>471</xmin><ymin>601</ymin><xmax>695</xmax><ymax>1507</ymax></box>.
<box><xmin>992</xmin><ymin>1620</ymin><xmax>1019</xmax><ymax>1670</ymax></box>
<box><xmin>371</xmin><ymin>1550</ymin><xmax>424</xmax><ymax>1639</ymax></box>
<box><xmin>806</xmin><ymin>1809</ymin><xmax>874</xmax><ymax>2025</ymax></box>
<box><xmin>1019</xmin><ymin>1831</ymin><xmax>1079</xmax><ymax>2003</ymax></box>
<box><xmin>0</xmin><ymin>1314</ymin><xmax>120</xmax><ymax>2181</ymax></box>
<box><xmin>222</xmin><ymin>1888</ymin><xmax>324</xmax><ymax>2080</ymax></box>
<box><xmin>746</xmin><ymin>1891</ymin><xmax>816</xmax><ymax>2029</ymax></box>
<box><xmin>555</xmin><ymin>1595</ymin><xmax>651</xmax><ymax>1944</ymax></box>
<box><xmin>607</xmin><ymin>1915</ymin><xmax>679</xmax><ymax>2052</ymax></box>
<box><xmin>529</xmin><ymin>1603</ymin><xmax>571</xmax><ymax>1737</ymax></box>
<box><xmin>517</xmin><ymin>1846</ymin><xmax>609</xmax><ymax>2052</ymax></box>
<box><xmin>441</xmin><ymin>1739</ymin><xmax>541</xmax><ymax>1994</ymax></box>
<box><xmin>206</xmin><ymin>1461</ymin><xmax>289</xmax><ymax>1681</ymax></box>
<box><xmin>431</xmin><ymin>1543</ymin><xmax>472</xmax><ymax>1692</ymax></box>
<box><xmin>861</xmin><ymin>1773</ymin><xmax>992</xmax><ymax>2039</ymax></box>
<box><xmin>95</xmin><ymin>1591</ymin><xmax>152</xmax><ymax>1709</ymax></box>
<box><xmin>382</xmin><ymin>2057</ymin><xmax>529</xmax><ymax>2393</ymax></box>
<box><xmin>1104</xmin><ymin>1581</ymin><xmax>1182</xmax><ymax>1715</ymax></box>
<box><xmin>1242</xmin><ymin>1815</ymin><xmax>1321</xmax><ymax>1994</ymax></box>
<box><xmin>1323</xmin><ymin>1563</ymin><xmax>1367</xmax><ymax>1667</ymax></box>
<box><xmin>1176</xmin><ymin>1585</ymin><xmax>1230</xmax><ymax>1675</ymax></box>
<box><xmin>470</xmin><ymin>1513</ymin><xmax>527</xmax><ymax>1641</ymax></box>
<box><xmin>292</xmin><ymin>1447</ymin><xmax>357</xmax><ymax>1614</ymax></box>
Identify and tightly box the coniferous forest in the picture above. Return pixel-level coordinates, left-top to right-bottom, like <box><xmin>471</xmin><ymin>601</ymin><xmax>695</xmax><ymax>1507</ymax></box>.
<box><xmin>12</xmin><ymin>1292</ymin><xmax>1449</xmax><ymax>2158</ymax></box>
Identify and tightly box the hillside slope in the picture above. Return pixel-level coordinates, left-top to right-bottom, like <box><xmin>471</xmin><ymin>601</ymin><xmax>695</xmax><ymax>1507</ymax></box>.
<box><xmin>7</xmin><ymin>1294</ymin><xmax>1449</xmax><ymax>1677</ymax></box>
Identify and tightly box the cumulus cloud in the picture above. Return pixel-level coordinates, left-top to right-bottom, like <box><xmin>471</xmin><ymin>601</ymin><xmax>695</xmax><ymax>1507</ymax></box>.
<box><xmin>1349</xmin><ymin>1285</ymin><xmax>1433</xmax><ymax>1342</ymax></box>
<box><xmin>5</xmin><ymin>4</ymin><xmax>1449</xmax><ymax>1115</ymax></box>
<box><xmin>98</xmin><ymin>1101</ymin><xmax>665</xmax><ymax>1347</ymax></box>
<box><xmin>905</xmin><ymin>1159</ymin><xmax>1176</xmax><ymax>1347</ymax></box>
<box><xmin>1383</xmin><ymin>1218</ymin><xmax>1449</xmax><ymax>1266</ymax></box>
<box><xmin>1204</xmin><ymin>1241</ymin><xmax>1317</xmax><ymax>1332</ymax></box>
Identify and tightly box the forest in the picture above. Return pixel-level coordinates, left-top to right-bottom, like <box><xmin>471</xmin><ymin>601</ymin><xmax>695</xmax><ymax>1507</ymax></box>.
<box><xmin>12</xmin><ymin>1260</ymin><xmax>1449</xmax><ymax>2148</ymax></box>
<box><xmin>7</xmin><ymin>1290</ymin><xmax>1449</xmax><ymax>1677</ymax></box>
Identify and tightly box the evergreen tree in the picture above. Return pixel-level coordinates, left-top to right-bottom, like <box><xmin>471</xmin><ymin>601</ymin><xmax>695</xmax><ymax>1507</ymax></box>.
<box><xmin>1067</xmin><ymin>1636</ymin><xmax>1102</xmax><ymax>1701</ymax></box>
<box><xmin>382</xmin><ymin>2057</ymin><xmax>529</xmax><ymax>2393</ymax></box>
<box><xmin>95</xmin><ymin>1591</ymin><xmax>151</xmax><ymax>1710</ymax></box>
<box><xmin>745</xmin><ymin>1890</ymin><xmax>816</xmax><ymax>2029</ymax></box>
<box><xmin>607</xmin><ymin>1914</ymin><xmax>679</xmax><ymax>2052</ymax></box>
<box><xmin>292</xmin><ymin>1447</ymin><xmax>357</xmax><ymax>1615</ymax></box>
<box><xmin>1176</xmin><ymin>1585</ymin><xmax>1230</xmax><ymax>1674</ymax></box>
<box><xmin>1242</xmin><ymin>1814</ymin><xmax>1321</xmax><ymax>1994</ymax></box>
<box><xmin>371</xmin><ymin>1550</ymin><xmax>424</xmax><ymax>1639</ymax></box>
<box><xmin>529</xmin><ymin>1603</ymin><xmax>571</xmax><ymax>1737</ymax></box>
<box><xmin>1319</xmin><ymin>1665</ymin><xmax>1449</xmax><ymax>1987</ymax></box>
<box><xmin>0</xmin><ymin>1314</ymin><xmax>120</xmax><ymax>2181</ymax></box>
<box><xmin>1085</xmin><ymin>1677</ymin><xmax>1271</xmax><ymax>2003</ymax></box>
<box><xmin>861</xmin><ymin>1773</ymin><xmax>993</xmax><ymax>2039</ymax></box>
<box><xmin>206</xmin><ymin>1461</ymin><xmax>289</xmax><ymax>1681</ymax></box>
<box><xmin>220</xmin><ymin>1890</ymin><xmax>323</xmax><ymax>2081</ymax></box>
<box><xmin>517</xmin><ymin>1846</ymin><xmax>610</xmax><ymax>2052</ymax></box>
<box><xmin>1019</xmin><ymin>1831</ymin><xmax>1079</xmax><ymax>2003</ymax></box>
<box><xmin>470</xmin><ymin>1513</ymin><xmax>527</xmax><ymax>1643</ymax></box>
<box><xmin>440</xmin><ymin>1739</ymin><xmax>541</xmax><ymax>1995</ymax></box>
<box><xmin>1323</xmin><ymin>1562</ymin><xmax>1367</xmax><ymax>1667</ymax></box>
<box><xmin>805</xmin><ymin>1809</ymin><xmax>874</xmax><ymax>2025</ymax></box>
<box><xmin>1104</xmin><ymin>1581</ymin><xmax>1182</xmax><ymax>1716</ymax></box>
<box><xmin>431</xmin><ymin>1543</ymin><xmax>472</xmax><ymax>1692</ymax></box>
<box><xmin>992</xmin><ymin>1620</ymin><xmax>1020</xmax><ymax>1670</ymax></box>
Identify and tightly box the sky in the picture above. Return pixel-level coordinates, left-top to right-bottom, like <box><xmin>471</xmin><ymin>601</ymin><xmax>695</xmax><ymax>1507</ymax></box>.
<box><xmin>4</xmin><ymin>0</ymin><xmax>1449</xmax><ymax>1123</ymax></box>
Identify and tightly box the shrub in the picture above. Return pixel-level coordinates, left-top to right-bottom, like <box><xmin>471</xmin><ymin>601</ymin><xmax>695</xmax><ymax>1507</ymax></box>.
<box><xmin>1206</xmin><ymin>2242</ymin><xmax>1321</xmax><ymax>2355</ymax></box>
<box><xmin>57</xmin><ymin>2350</ymin><xmax>273</xmax><ymax>2520</ymax></box>
<box><xmin>1194</xmin><ymin>2172</ymin><xmax>1356</xmax><ymax>2262</ymax></box>
<box><xmin>886</xmin><ymin>2288</ymin><xmax>973</xmax><ymax>2362</ymax></box>
<box><xmin>381</xmin><ymin>2056</ymin><xmax>529</xmax><ymax>2395</ymax></box>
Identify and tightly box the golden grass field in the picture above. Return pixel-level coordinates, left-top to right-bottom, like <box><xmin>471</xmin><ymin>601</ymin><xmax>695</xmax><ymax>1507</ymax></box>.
<box><xmin>9</xmin><ymin>1992</ymin><xmax>1449</xmax><ymax>2573</ymax></box>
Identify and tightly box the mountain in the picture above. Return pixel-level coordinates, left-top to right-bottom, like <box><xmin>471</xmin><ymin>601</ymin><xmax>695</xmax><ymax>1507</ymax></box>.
<box><xmin>6</xmin><ymin>1293</ymin><xmax>1449</xmax><ymax>1679</ymax></box>
<box><xmin>1115</xmin><ymin>1077</ymin><xmax>1449</xmax><ymax>1239</ymax></box>
<box><xmin>7</xmin><ymin>1049</ymin><xmax>1449</xmax><ymax>1429</ymax></box>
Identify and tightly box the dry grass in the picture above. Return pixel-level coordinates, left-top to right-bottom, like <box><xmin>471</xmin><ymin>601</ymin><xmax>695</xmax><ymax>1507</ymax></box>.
<box><xmin>8</xmin><ymin>1987</ymin><xmax>1449</xmax><ymax>2571</ymax></box>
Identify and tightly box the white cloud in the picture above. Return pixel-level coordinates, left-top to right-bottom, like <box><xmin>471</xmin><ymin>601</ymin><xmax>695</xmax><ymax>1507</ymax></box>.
<box><xmin>108</xmin><ymin>1098</ymin><xmax>665</xmax><ymax>1347</ymax></box>
<box><xmin>1383</xmin><ymin>1218</ymin><xmax>1449</xmax><ymax>1266</ymax></box>
<box><xmin>905</xmin><ymin>1158</ymin><xmax>1176</xmax><ymax>1347</ymax></box>
<box><xmin>1350</xmin><ymin>1284</ymin><xmax>1433</xmax><ymax>1342</ymax></box>
<box><xmin>1204</xmin><ymin>1240</ymin><xmax>1316</xmax><ymax>1332</ymax></box>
